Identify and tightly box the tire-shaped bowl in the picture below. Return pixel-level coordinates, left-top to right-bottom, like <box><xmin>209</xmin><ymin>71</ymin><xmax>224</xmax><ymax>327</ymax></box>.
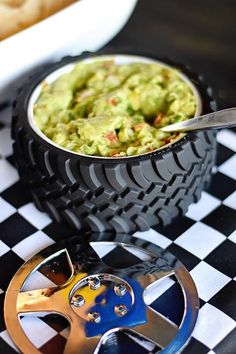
<box><xmin>12</xmin><ymin>51</ymin><xmax>217</xmax><ymax>233</ymax></box>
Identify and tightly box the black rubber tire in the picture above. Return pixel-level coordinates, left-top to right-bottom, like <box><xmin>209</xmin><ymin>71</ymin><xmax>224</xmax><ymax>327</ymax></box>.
<box><xmin>12</xmin><ymin>50</ymin><xmax>217</xmax><ymax>233</ymax></box>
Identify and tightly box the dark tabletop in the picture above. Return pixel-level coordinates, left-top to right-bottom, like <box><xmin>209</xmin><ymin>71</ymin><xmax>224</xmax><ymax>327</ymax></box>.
<box><xmin>109</xmin><ymin>0</ymin><xmax>236</xmax><ymax>110</ymax></box>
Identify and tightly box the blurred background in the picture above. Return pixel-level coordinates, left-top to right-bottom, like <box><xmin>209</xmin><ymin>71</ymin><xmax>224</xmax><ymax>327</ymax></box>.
<box><xmin>109</xmin><ymin>0</ymin><xmax>236</xmax><ymax>110</ymax></box>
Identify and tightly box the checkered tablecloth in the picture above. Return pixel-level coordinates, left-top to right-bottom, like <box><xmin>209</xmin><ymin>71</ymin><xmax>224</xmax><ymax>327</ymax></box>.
<box><xmin>0</xmin><ymin>104</ymin><xmax>235</xmax><ymax>354</ymax></box>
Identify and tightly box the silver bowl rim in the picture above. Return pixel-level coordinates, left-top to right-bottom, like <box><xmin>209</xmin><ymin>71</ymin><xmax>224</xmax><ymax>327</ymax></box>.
<box><xmin>28</xmin><ymin>54</ymin><xmax>202</xmax><ymax>160</ymax></box>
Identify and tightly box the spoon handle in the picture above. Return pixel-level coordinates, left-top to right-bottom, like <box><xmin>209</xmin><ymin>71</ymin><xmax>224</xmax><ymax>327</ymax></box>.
<box><xmin>160</xmin><ymin>107</ymin><xmax>236</xmax><ymax>133</ymax></box>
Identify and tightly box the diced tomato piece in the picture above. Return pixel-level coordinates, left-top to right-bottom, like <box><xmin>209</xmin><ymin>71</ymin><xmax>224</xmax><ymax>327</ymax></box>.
<box><xmin>104</xmin><ymin>131</ymin><xmax>118</xmax><ymax>143</ymax></box>
<box><xmin>108</xmin><ymin>97</ymin><xmax>118</xmax><ymax>106</ymax></box>
<box><xmin>133</xmin><ymin>123</ymin><xmax>145</xmax><ymax>131</ymax></box>
<box><xmin>153</xmin><ymin>113</ymin><xmax>163</xmax><ymax>126</ymax></box>
<box><xmin>164</xmin><ymin>137</ymin><xmax>171</xmax><ymax>144</ymax></box>
<box><xmin>110</xmin><ymin>152</ymin><xmax>125</xmax><ymax>157</ymax></box>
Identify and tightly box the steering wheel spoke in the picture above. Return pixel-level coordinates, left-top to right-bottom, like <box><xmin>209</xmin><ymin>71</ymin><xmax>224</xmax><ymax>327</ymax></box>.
<box><xmin>17</xmin><ymin>287</ymin><xmax>64</xmax><ymax>315</ymax></box>
<box><xmin>63</xmin><ymin>313</ymin><xmax>101</xmax><ymax>354</ymax></box>
<box><xmin>129</xmin><ymin>306</ymin><xmax>178</xmax><ymax>348</ymax></box>
<box><xmin>136</xmin><ymin>269</ymin><xmax>175</xmax><ymax>290</ymax></box>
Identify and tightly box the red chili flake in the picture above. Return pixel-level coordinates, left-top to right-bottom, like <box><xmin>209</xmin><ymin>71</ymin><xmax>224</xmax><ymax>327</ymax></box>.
<box><xmin>109</xmin><ymin>151</ymin><xmax>122</xmax><ymax>157</ymax></box>
<box><xmin>153</xmin><ymin>113</ymin><xmax>163</xmax><ymax>127</ymax></box>
<box><xmin>108</xmin><ymin>97</ymin><xmax>118</xmax><ymax>106</ymax></box>
<box><xmin>133</xmin><ymin>123</ymin><xmax>145</xmax><ymax>132</ymax></box>
<box><xmin>164</xmin><ymin>137</ymin><xmax>171</xmax><ymax>144</ymax></box>
<box><xmin>104</xmin><ymin>131</ymin><xmax>118</xmax><ymax>143</ymax></box>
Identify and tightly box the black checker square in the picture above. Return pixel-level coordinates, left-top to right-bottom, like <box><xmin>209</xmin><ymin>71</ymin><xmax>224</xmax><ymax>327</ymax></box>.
<box><xmin>0</xmin><ymin>251</ymin><xmax>24</xmax><ymax>291</ymax></box>
<box><xmin>151</xmin><ymin>282</ymin><xmax>184</xmax><ymax>326</ymax></box>
<box><xmin>216</xmin><ymin>143</ymin><xmax>235</xmax><ymax>166</ymax></box>
<box><xmin>102</xmin><ymin>245</ymin><xmax>142</xmax><ymax>268</ymax></box>
<box><xmin>1</xmin><ymin>181</ymin><xmax>32</xmax><ymax>208</ymax></box>
<box><xmin>0</xmin><ymin>213</ymin><xmax>37</xmax><ymax>247</ymax></box>
<box><xmin>115</xmin><ymin>331</ymin><xmax>151</xmax><ymax>354</ymax></box>
<box><xmin>214</xmin><ymin>327</ymin><xmax>236</xmax><ymax>354</ymax></box>
<box><xmin>42</xmin><ymin>222</ymin><xmax>76</xmax><ymax>242</ymax></box>
<box><xmin>0</xmin><ymin>292</ymin><xmax>6</xmax><ymax>332</ymax></box>
<box><xmin>0</xmin><ymin>337</ymin><xmax>17</xmax><ymax>354</ymax></box>
<box><xmin>202</xmin><ymin>205</ymin><xmax>236</xmax><ymax>236</ymax></box>
<box><xmin>40</xmin><ymin>334</ymin><xmax>67</xmax><ymax>354</ymax></box>
<box><xmin>209</xmin><ymin>281</ymin><xmax>236</xmax><ymax>321</ymax></box>
<box><xmin>167</xmin><ymin>243</ymin><xmax>200</xmax><ymax>271</ymax></box>
<box><xmin>41</xmin><ymin>315</ymin><xmax>69</xmax><ymax>333</ymax></box>
<box><xmin>6</xmin><ymin>155</ymin><xmax>16</xmax><ymax>167</ymax></box>
<box><xmin>181</xmin><ymin>337</ymin><xmax>209</xmax><ymax>354</ymax></box>
<box><xmin>153</xmin><ymin>216</ymin><xmax>195</xmax><ymax>241</ymax></box>
<box><xmin>199</xmin><ymin>298</ymin><xmax>206</xmax><ymax>309</ymax></box>
<box><xmin>206</xmin><ymin>172</ymin><xmax>236</xmax><ymax>200</ymax></box>
<box><xmin>205</xmin><ymin>240</ymin><xmax>236</xmax><ymax>278</ymax></box>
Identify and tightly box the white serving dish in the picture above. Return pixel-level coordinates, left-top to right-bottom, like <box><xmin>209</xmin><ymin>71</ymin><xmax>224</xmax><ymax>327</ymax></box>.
<box><xmin>0</xmin><ymin>0</ymin><xmax>137</xmax><ymax>103</ymax></box>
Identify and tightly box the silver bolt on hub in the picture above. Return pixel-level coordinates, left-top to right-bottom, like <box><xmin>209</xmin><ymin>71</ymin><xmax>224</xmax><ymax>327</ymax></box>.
<box><xmin>114</xmin><ymin>304</ymin><xmax>128</xmax><ymax>317</ymax></box>
<box><xmin>71</xmin><ymin>294</ymin><xmax>85</xmax><ymax>307</ymax></box>
<box><xmin>88</xmin><ymin>311</ymin><xmax>101</xmax><ymax>323</ymax></box>
<box><xmin>114</xmin><ymin>283</ymin><xmax>127</xmax><ymax>296</ymax></box>
<box><xmin>88</xmin><ymin>277</ymin><xmax>101</xmax><ymax>290</ymax></box>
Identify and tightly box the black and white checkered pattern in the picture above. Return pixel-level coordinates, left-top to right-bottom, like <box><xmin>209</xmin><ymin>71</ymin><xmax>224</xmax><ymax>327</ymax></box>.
<box><xmin>0</xmin><ymin>104</ymin><xmax>235</xmax><ymax>354</ymax></box>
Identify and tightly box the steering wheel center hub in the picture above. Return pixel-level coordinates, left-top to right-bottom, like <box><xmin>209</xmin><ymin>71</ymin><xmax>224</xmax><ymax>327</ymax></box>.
<box><xmin>69</xmin><ymin>274</ymin><xmax>135</xmax><ymax>324</ymax></box>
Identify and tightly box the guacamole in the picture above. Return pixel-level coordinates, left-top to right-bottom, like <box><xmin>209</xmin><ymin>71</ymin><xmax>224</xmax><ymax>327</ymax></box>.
<box><xmin>34</xmin><ymin>60</ymin><xmax>196</xmax><ymax>157</ymax></box>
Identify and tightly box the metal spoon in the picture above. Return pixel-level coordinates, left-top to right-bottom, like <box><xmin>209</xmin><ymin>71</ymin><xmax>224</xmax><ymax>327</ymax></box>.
<box><xmin>160</xmin><ymin>107</ymin><xmax>236</xmax><ymax>133</ymax></box>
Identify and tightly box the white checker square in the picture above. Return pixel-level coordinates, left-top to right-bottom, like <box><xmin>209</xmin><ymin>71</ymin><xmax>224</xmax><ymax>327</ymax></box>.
<box><xmin>192</xmin><ymin>303</ymin><xmax>236</xmax><ymax>349</ymax></box>
<box><xmin>190</xmin><ymin>261</ymin><xmax>231</xmax><ymax>301</ymax></box>
<box><xmin>228</xmin><ymin>230</ymin><xmax>236</xmax><ymax>244</ymax></box>
<box><xmin>12</xmin><ymin>231</ymin><xmax>55</xmax><ymax>261</ymax></box>
<box><xmin>186</xmin><ymin>191</ymin><xmax>221</xmax><ymax>221</ymax></box>
<box><xmin>145</xmin><ymin>277</ymin><xmax>175</xmax><ymax>305</ymax></box>
<box><xmin>0</xmin><ymin>196</ymin><xmax>16</xmax><ymax>222</ymax></box>
<box><xmin>134</xmin><ymin>228</ymin><xmax>172</xmax><ymax>249</ymax></box>
<box><xmin>18</xmin><ymin>203</ymin><xmax>51</xmax><ymax>229</ymax></box>
<box><xmin>217</xmin><ymin>129</ymin><xmax>236</xmax><ymax>152</ymax></box>
<box><xmin>0</xmin><ymin>289</ymin><xmax>4</xmax><ymax>294</ymax></box>
<box><xmin>0</xmin><ymin>127</ymin><xmax>13</xmax><ymax>157</ymax></box>
<box><xmin>90</xmin><ymin>242</ymin><xmax>117</xmax><ymax>259</ymax></box>
<box><xmin>218</xmin><ymin>155</ymin><xmax>236</xmax><ymax>180</ymax></box>
<box><xmin>0</xmin><ymin>240</ymin><xmax>10</xmax><ymax>257</ymax></box>
<box><xmin>20</xmin><ymin>317</ymin><xmax>57</xmax><ymax>348</ymax></box>
<box><xmin>0</xmin><ymin>330</ymin><xmax>19</xmax><ymax>352</ymax></box>
<box><xmin>175</xmin><ymin>222</ymin><xmax>226</xmax><ymax>259</ymax></box>
<box><xmin>223</xmin><ymin>191</ymin><xmax>236</xmax><ymax>210</ymax></box>
<box><xmin>23</xmin><ymin>270</ymin><xmax>57</xmax><ymax>291</ymax></box>
<box><xmin>207</xmin><ymin>351</ymin><xmax>216</xmax><ymax>354</ymax></box>
<box><xmin>0</xmin><ymin>160</ymin><xmax>19</xmax><ymax>192</ymax></box>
